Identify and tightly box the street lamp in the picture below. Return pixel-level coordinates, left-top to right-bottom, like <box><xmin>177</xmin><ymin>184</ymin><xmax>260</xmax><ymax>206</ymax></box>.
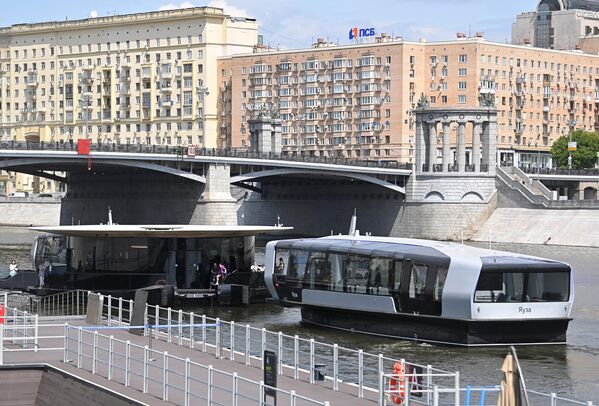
<box><xmin>79</xmin><ymin>92</ymin><xmax>93</xmax><ymax>140</ymax></box>
<box><xmin>196</xmin><ymin>85</ymin><xmax>209</xmax><ymax>146</ymax></box>
<box><xmin>567</xmin><ymin>118</ymin><xmax>577</xmax><ymax>172</ymax></box>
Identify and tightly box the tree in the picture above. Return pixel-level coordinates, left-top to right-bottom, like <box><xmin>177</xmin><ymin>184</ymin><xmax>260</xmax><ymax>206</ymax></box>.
<box><xmin>550</xmin><ymin>130</ymin><xmax>599</xmax><ymax>169</ymax></box>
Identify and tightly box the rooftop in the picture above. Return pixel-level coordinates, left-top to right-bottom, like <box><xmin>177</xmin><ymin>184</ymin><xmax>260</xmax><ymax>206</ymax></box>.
<box><xmin>0</xmin><ymin>6</ymin><xmax>256</xmax><ymax>36</ymax></box>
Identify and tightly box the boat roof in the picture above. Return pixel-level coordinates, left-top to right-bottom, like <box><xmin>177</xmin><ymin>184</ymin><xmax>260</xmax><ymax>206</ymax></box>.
<box><xmin>277</xmin><ymin>235</ymin><xmax>568</xmax><ymax>266</ymax></box>
<box><xmin>29</xmin><ymin>224</ymin><xmax>294</xmax><ymax>238</ymax></box>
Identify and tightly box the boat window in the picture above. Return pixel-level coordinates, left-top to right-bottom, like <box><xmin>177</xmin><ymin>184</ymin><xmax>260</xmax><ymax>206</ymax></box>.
<box><xmin>474</xmin><ymin>271</ymin><xmax>569</xmax><ymax>303</ymax></box>
<box><xmin>304</xmin><ymin>251</ymin><xmax>331</xmax><ymax>289</ymax></box>
<box><xmin>369</xmin><ymin>257</ymin><xmax>392</xmax><ymax>290</ymax></box>
<box><xmin>287</xmin><ymin>249</ymin><xmax>309</xmax><ymax>281</ymax></box>
<box><xmin>274</xmin><ymin>249</ymin><xmax>289</xmax><ymax>275</ymax></box>
<box><xmin>527</xmin><ymin>272</ymin><xmax>569</xmax><ymax>301</ymax></box>
<box><xmin>393</xmin><ymin>260</ymin><xmax>405</xmax><ymax>293</ymax></box>
<box><xmin>433</xmin><ymin>267</ymin><xmax>448</xmax><ymax>302</ymax></box>
<box><xmin>343</xmin><ymin>255</ymin><xmax>370</xmax><ymax>293</ymax></box>
<box><xmin>409</xmin><ymin>263</ymin><xmax>428</xmax><ymax>299</ymax></box>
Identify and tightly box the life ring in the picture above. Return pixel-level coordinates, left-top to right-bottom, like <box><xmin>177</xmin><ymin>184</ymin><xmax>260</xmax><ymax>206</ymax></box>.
<box><xmin>389</xmin><ymin>362</ymin><xmax>405</xmax><ymax>404</ymax></box>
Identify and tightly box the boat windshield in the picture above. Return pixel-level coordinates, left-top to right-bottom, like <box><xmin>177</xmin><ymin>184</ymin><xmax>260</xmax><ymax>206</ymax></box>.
<box><xmin>474</xmin><ymin>271</ymin><xmax>570</xmax><ymax>303</ymax></box>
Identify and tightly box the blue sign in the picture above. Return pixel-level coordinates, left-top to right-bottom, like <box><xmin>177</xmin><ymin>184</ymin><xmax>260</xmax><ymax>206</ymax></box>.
<box><xmin>349</xmin><ymin>27</ymin><xmax>376</xmax><ymax>40</ymax></box>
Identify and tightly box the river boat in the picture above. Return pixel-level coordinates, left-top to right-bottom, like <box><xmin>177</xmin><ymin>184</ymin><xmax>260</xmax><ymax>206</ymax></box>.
<box><xmin>264</xmin><ymin>235</ymin><xmax>573</xmax><ymax>346</ymax></box>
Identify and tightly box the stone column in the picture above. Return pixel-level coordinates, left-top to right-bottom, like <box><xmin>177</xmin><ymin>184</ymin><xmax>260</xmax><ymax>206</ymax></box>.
<box><xmin>442</xmin><ymin>122</ymin><xmax>451</xmax><ymax>172</ymax></box>
<box><xmin>472</xmin><ymin>122</ymin><xmax>482</xmax><ymax>172</ymax></box>
<box><xmin>428</xmin><ymin>122</ymin><xmax>437</xmax><ymax>172</ymax></box>
<box><xmin>191</xmin><ymin>163</ymin><xmax>237</xmax><ymax>226</ymax></box>
<box><xmin>481</xmin><ymin>114</ymin><xmax>498</xmax><ymax>175</ymax></box>
<box><xmin>457</xmin><ymin>121</ymin><xmax>466</xmax><ymax>172</ymax></box>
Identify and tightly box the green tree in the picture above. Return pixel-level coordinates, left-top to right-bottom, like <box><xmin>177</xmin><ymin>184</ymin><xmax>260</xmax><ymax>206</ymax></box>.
<box><xmin>550</xmin><ymin>130</ymin><xmax>599</xmax><ymax>169</ymax></box>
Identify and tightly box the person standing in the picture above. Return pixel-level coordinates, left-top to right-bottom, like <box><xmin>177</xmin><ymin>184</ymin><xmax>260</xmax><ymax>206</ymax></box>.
<box><xmin>9</xmin><ymin>260</ymin><xmax>18</xmax><ymax>277</ymax></box>
<box><xmin>38</xmin><ymin>261</ymin><xmax>48</xmax><ymax>288</ymax></box>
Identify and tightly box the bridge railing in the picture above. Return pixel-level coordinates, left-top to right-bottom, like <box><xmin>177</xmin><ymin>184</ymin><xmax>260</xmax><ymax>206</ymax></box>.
<box><xmin>0</xmin><ymin>140</ymin><xmax>411</xmax><ymax>170</ymax></box>
<box><xmin>517</xmin><ymin>165</ymin><xmax>599</xmax><ymax>176</ymax></box>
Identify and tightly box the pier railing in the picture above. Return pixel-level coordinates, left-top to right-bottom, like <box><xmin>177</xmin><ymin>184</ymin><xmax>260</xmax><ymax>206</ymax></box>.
<box><xmin>0</xmin><ymin>305</ymin><xmax>71</xmax><ymax>363</ymax></box>
<box><xmin>0</xmin><ymin>291</ymin><xmax>595</xmax><ymax>406</ymax></box>
<box><xmin>99</xmin><ymin>295</ymin><xmax>459</xmax><ymax>404</ymax></box>
<box><xmin>63</xmin><ymin>325</ymin><xmax>330</xmax><ymax>406</ymax></box>
<box><xmin>1</xmin><ymin>289</ymin><xmax>89</xmax><ymax>317</ymax></box>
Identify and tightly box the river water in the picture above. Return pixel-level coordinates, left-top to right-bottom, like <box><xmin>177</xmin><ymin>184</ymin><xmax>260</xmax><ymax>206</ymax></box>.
<box><xmin>1</xmin><ymin>235</ymin><xmax>597</xmax><ymax>401</ymax></box>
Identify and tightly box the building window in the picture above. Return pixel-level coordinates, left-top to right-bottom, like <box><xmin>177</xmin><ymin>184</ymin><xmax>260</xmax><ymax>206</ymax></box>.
<box><xmin>458</xmin><ymin>95</ymin><xmax>466</xmax><ymax>104</ymax></box>
<box><xmin>458</xmin><ymin>81</ymin><xmax>467</xmax><ymax>90</ymax></box>
<box><xmin>458</xmin><ymin>68</ymin><xmax>467</xmax><ymax>76</ymax></box>
<box><xmin>458</xmin><ymin>54</ymin><xmax>467</xmax><ymax>63</ymax></box>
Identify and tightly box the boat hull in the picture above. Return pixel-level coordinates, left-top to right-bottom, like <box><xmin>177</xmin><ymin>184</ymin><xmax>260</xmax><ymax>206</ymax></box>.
<box><xmin>299</xmin><ymin>304</ymin><xmax>570</xmax><ymax>346</ymax></box>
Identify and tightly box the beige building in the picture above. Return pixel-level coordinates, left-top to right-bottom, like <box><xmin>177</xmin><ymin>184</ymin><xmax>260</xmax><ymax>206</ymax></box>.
<box><xmin>0</xmin><ymin>6</ymin><xmax>258</xmax><ymax>193</ymax></box>
<box><xmin>218</xmin><ymin>35</ymin><xmax>599</xmax><ymax>167</ymax></box>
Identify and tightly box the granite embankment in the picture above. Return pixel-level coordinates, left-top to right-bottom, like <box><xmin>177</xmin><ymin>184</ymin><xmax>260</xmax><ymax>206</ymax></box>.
<box><xmin>473</xmin><ymin>208</ymin><xmax>599</xmax><ymax>247</ymax></box>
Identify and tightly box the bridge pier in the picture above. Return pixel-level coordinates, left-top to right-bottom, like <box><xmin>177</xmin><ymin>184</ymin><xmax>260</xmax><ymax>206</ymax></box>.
<box><xmin>191</xmin><ymin>163</ymin><xmax>237</xmax><ymax>226</ymax></box>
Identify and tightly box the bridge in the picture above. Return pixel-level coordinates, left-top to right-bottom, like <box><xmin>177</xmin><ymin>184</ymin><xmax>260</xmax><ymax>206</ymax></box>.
<box><xmin>0</xmin><ymin>142</ymin><xmax>412</xmax><ymax>234</ymax></box>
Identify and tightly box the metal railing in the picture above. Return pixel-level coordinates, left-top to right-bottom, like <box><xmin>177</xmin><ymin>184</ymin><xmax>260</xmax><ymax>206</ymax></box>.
<box><xmin>3</xmin><ymin>289</ymin><xmax>89</xmax><ymax>317</ymax></box>
<box><xmin>63</xmin><ymin>325</ymin><xmax>330</xmax><ymax>406</ymax></box>
<box><xmin>517</xmin><ymin>165</ymin><xmax>599</xmax><ymax>176</ymax></box>
<box><xmin>0</xmin><ymin>291</ymin><xmax>595</xmax><ymax>406</ymax></box>
<box><xmin>0</xmin><ymin>140</ymin><xmax>411</xmax><ymax>170</ymax></box>
<box><xmin>0</xmin><ymin>305</ymin><xmax>68</xmax><ymax>364</ymax></box>
<box><xmin>100</xmin><ymin>296</ymin><xmax>459</xmax><ymax>403</ymax></box>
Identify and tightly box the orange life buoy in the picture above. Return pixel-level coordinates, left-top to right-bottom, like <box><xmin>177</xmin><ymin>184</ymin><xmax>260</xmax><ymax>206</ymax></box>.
<box><xmin>0</xmin><ymin>304</ymin><xmax>5</xmax><ymax>325</ymax></box>
<box><xmin>389</xmin><ymin>362</ymin><xmax>405</xmax><ymax>404</ymax></box>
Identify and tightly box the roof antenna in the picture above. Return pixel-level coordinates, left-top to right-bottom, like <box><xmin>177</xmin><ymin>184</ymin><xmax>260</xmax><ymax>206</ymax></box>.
<box><xmin>348</xmin><ymin>209</ymin><xmax>357</xmax><ymax>236</ymax></box>
<box><xmin>108</xmin><ymin>206</ymin><xmax>113</xmax><ymax>226</ymax></box>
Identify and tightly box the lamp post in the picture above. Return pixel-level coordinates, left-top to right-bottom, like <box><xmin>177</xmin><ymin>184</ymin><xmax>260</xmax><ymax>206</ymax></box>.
<box><xmin>535</xmin><ymin>139</ymin><xmax>541</xmax><ymax>181</ymax></box>
<box><xmin>79</xmin><ymin>92</ymin><xmax>92</xmax><ymax>140</ymax></box>
<box><xmin>567</xmin><ymin>118</ymin><xmax>576</xmax><ymax>172</ymax></box>
<box><xmin>196</xmin><ymin>85</ymin><xmax>209</xmax><ymax>147</ymax></box>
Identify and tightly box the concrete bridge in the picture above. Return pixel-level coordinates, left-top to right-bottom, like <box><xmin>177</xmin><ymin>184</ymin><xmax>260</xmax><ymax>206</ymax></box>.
<box><xmin>0</xmin><ymin>142</ymin><xmax>412</xmax><ymax>236</ymax></box>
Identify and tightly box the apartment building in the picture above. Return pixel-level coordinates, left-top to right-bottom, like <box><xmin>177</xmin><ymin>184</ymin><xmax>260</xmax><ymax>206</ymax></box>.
<box><xmin>0</xmin><ymin>6</ymin><xmax>257</xmax><ymax>193</ymax></box>
<box><xmin>218</xmin><ymin>35</ymin><xmax>599</xmax><ymax>167</ymax></box>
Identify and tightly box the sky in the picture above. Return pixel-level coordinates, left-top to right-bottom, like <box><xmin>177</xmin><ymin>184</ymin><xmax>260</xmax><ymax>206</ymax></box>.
<box><xmin>0</xmin><ymin>0</ymin><xmax>538</xmax><ymax>49</ymax></box>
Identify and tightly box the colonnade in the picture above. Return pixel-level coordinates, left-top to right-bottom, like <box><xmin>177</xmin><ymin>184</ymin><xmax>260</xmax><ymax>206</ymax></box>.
<box><xmin>415</xmin><ymin>107</ymin><xmax>497</xmax><ymax>175</ymax></box>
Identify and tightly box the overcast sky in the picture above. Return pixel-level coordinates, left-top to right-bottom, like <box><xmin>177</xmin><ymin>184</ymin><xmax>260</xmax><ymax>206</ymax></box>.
<box><xmin>1</xmin><ymin>0</ymin><xmax>538</xmax><ymax>49</ymax></box>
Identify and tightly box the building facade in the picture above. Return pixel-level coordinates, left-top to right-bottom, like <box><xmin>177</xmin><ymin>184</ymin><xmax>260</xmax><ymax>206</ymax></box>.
<box><xmin>218</xmin><ymin>36</ymin><xmax>599</xmax><ymax>167</ymax></box>
<box><xmin>0</xmin><ymin>6</ymin><xmax>257</xmax><ymax>193</ymax></box>
<box><xmin>512</xmin><ymin>0</ymin><xmax>599</xmax><ymax>50</ymax></box>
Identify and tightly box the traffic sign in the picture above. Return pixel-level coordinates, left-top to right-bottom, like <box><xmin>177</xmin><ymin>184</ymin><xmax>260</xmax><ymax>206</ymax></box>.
<box><xmin>568</xmin><ymin>142</ymin><xmax>577</xmax><ymax>151</ymax></box>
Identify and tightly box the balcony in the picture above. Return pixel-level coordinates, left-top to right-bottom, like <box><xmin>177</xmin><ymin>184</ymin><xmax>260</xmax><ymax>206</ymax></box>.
<box><xmin>83</xmin><ymin>64</ymin><xmax>94</xmax><ymax>71</ymax></box>
<box><xmin>543</xmin><ymin>106</ymin><xmax>550</xmax><ymax>112</ymax></box>
<box><xmin>121</xmin><ymin>75</ymin><xmax>131</xmax><ymax>82</ymax></box>
<box><xmin>160</xmin><ymin>86</ymin><xmax>173</xmax><ymax>93</ymax></box>
<box><xmin>161</xmin><ymin>70</ymin><xmax>173</xmax><ymax>79</ymax></box>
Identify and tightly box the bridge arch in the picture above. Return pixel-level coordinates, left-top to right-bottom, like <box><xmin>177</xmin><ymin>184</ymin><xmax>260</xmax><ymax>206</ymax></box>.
<box><xmin>0</xmin><ymin>157</ymin><xmax>206</xmax><ymax>183</ymax></box>
<box><xmin>230</xmin><ymin>168</ymin><xmax>405</xmax><ymax>194</ymax></box>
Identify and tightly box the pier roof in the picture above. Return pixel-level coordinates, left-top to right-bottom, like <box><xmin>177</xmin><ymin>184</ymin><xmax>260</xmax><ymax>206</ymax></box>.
<box><xmin>29</xmin><ymin>224</ymin><xmax>293</xmax><ymax>238</ymax></box>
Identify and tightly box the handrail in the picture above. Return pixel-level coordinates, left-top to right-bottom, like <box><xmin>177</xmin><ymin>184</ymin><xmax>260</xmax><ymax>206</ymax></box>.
<box><xmin>0</xmin><ymin>140</ymin><xmax>411</xmax><ymax>170</ymax></box>
<box><xmin>2</xmin><ymin>291</ymin><xmax>595</xmax><ymax>406</ymax></box>
<box><xmin>63</xmin><ymin>325</ymin><xmax>330</xmax><ymax>406</ymax></box>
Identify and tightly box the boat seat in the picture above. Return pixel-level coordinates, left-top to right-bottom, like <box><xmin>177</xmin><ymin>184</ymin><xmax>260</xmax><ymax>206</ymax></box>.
<box><xmin>356</xmin><ymin>285</ymin><xmax>367</xmax><ymax>294</ymax></box>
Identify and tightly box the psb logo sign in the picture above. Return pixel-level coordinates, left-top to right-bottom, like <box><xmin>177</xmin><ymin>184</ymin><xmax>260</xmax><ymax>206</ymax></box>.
<box><xmin>349</xmin><ymin>27</ymin><xmax>376</xmax><ymax>40</ymax></box>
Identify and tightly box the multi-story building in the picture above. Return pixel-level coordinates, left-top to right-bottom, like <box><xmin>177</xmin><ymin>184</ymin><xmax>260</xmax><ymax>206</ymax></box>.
<box><xmin>218</xmin><ymin>35</ymin><xmax>599</xmax><ymax>167</ymax></box>
<box><xmin>512</xmin><ymin>0</ymin><xmax>599</xmax><ymax>50</ymax></box>
<box><xmin>0</xmin><ymin>6</ymin><xmax>257</xmax><ymax>193</ymax></box>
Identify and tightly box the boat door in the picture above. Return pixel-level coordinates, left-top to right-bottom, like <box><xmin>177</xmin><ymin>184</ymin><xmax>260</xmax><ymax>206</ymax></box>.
<box><xmin>400</xmin><ymin>261</ymin><xmax>435</xmax><ymax>314</ymax></box>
